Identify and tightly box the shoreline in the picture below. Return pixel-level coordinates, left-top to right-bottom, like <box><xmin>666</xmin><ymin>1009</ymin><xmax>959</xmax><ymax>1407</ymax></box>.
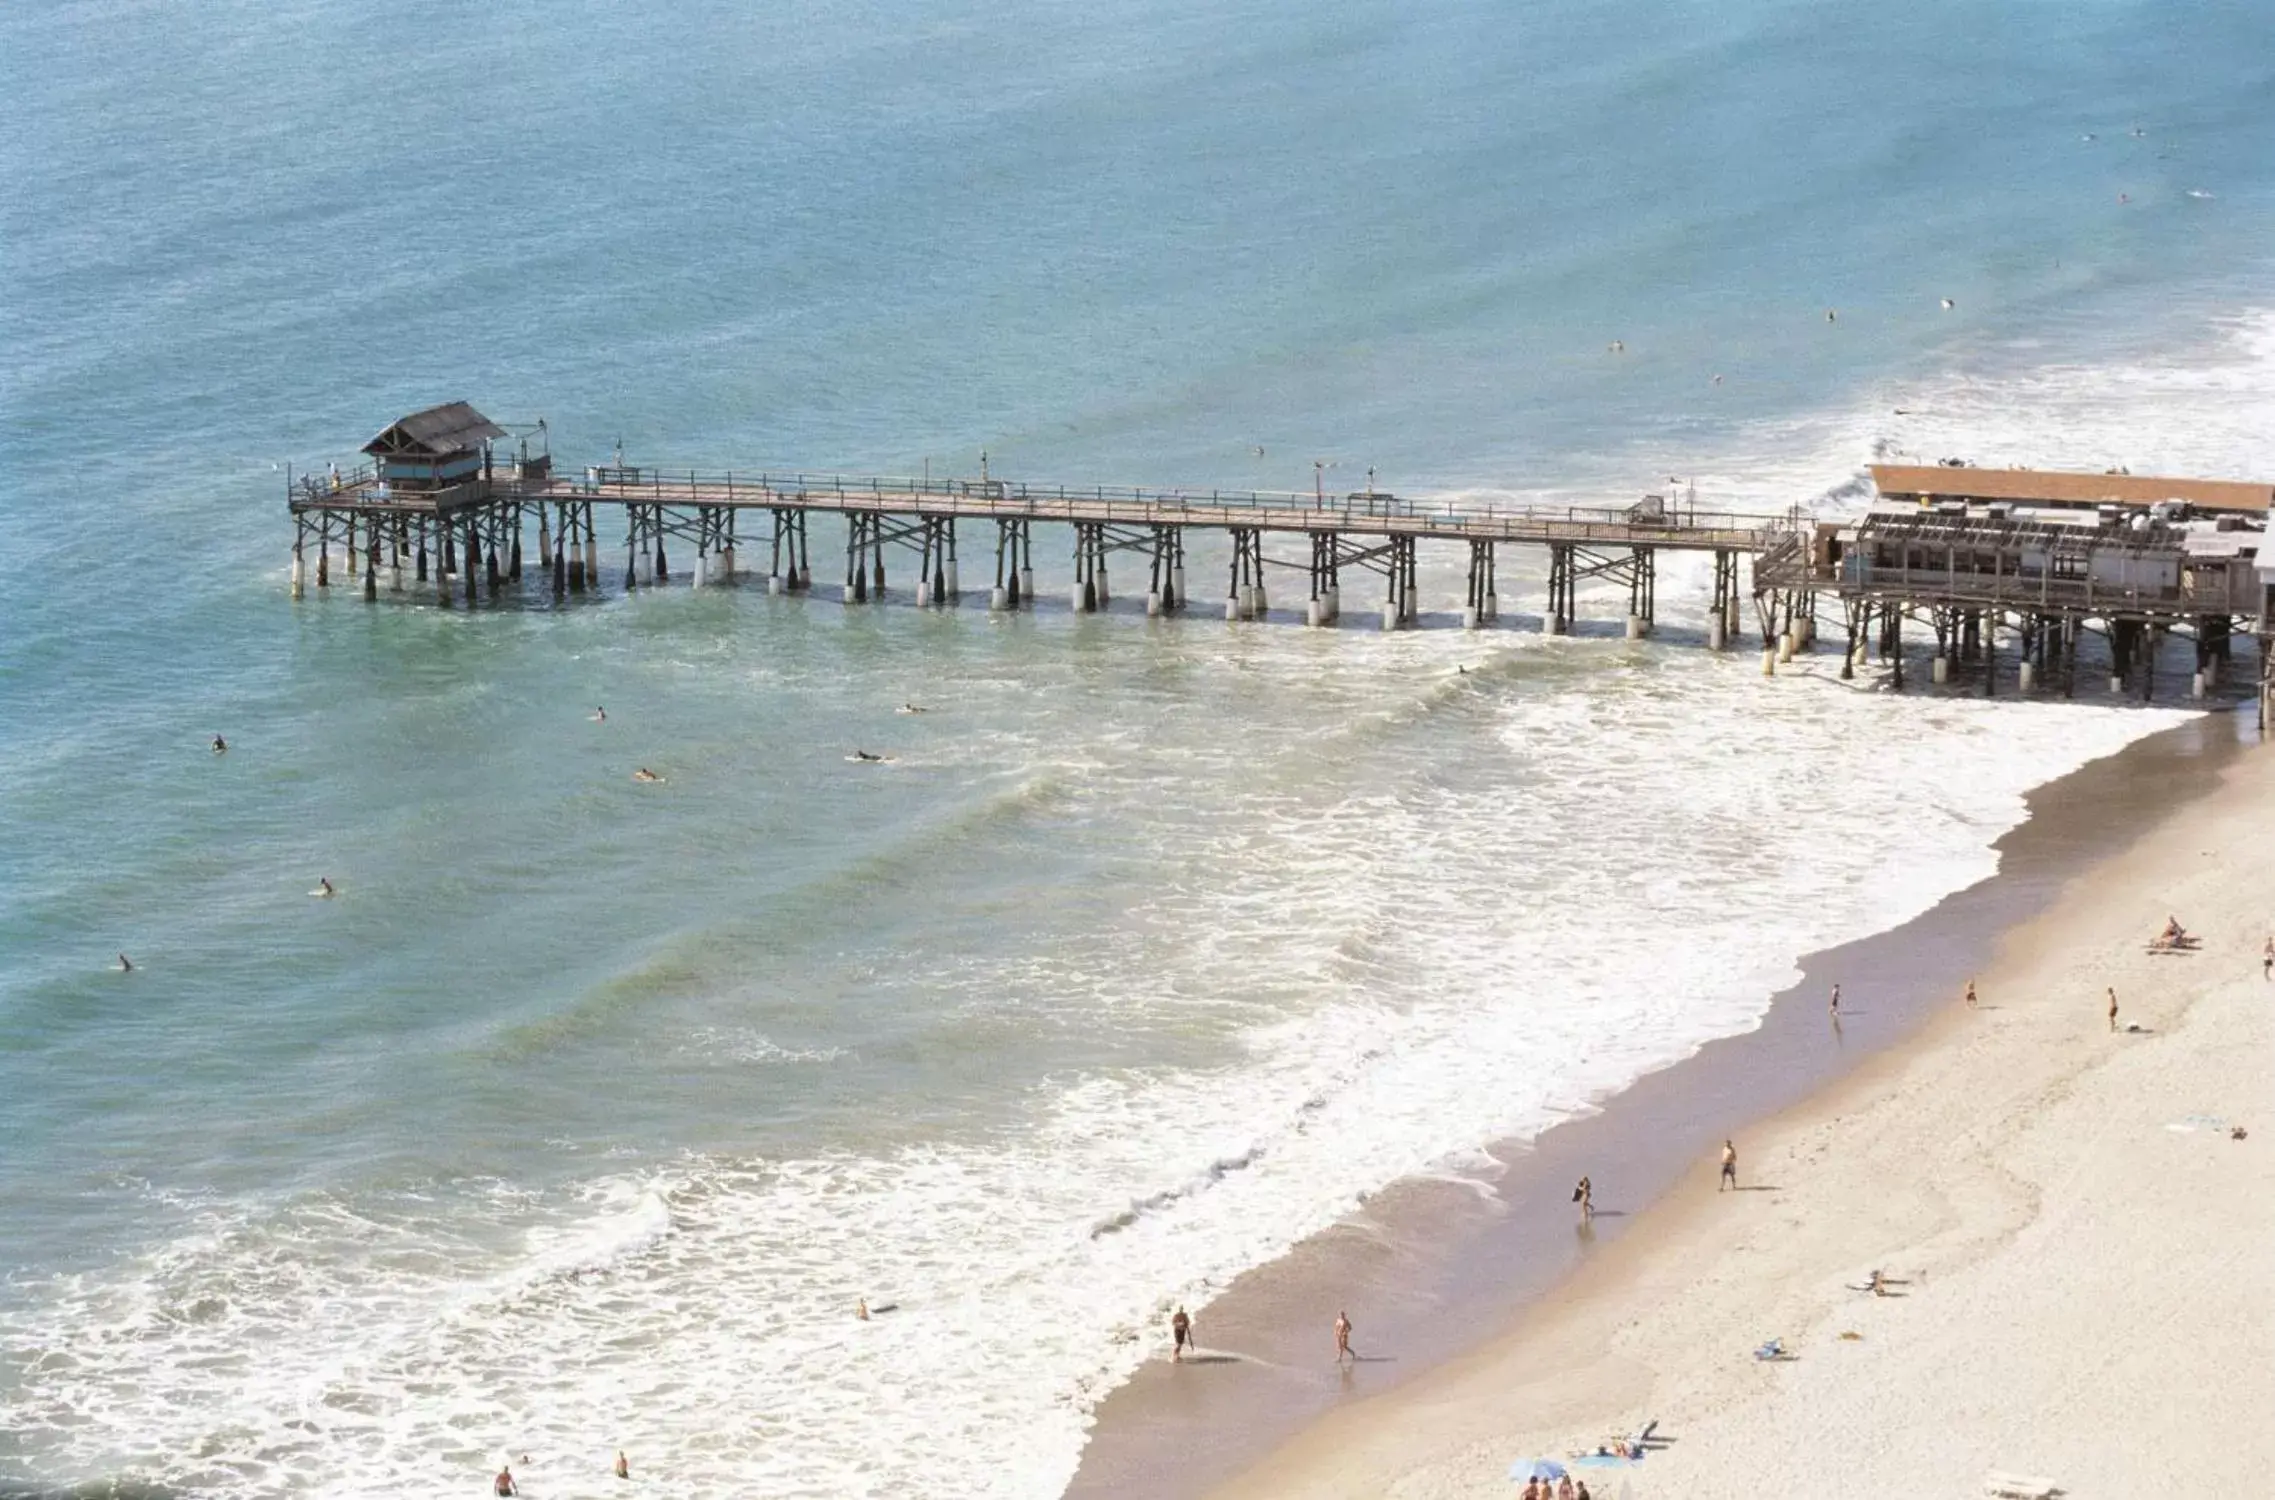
<box><xmin>1066</xmin><ymin>707</ymin><xmax>2257</xmax><ymax>1499</ymax></box>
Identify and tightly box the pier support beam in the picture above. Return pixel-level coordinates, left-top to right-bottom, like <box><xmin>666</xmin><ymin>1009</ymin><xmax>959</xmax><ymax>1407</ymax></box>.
<box><xmin>1546</xmin><ymin>544</ymin><xmax>1575</xmax><ymax>635</ymax></box>
<box><xmin>1227</xmin><ymin>528</ymin><xmax>1264</xmax><ymax>621</ymax></box>
<box><xmin>991</xmin><ymin>517</ymin><xmax>1031</xmax><ymax>611</ymax></box>
<box><xmin>1625</xmin><ymin>546</ymin><xmax>1655</xmax><ymax>638</ymax></box>
<box><xmin>1149</xmin><ymin>526</ymin><xmax>1184</xmax><ymax>617</ymax></box>
<box><xmin>1464</xmin><ymin>540</ymin><xmax>1496</xmax><ymax>630</ymax></box>
<box><xmin>1709</xmin><ymin>550</ymin><xmax>1739</xmax><ymax>650</ymax></box>
<box><xmin>1376</xmin><ymin>535</ymin><xmax>1417</xmax><ymax>631</ymax></box>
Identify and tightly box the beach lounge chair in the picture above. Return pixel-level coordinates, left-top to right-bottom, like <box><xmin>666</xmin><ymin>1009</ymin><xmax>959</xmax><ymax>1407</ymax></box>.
<box><xmin>1981</xmin><ymin>1471</ymin><xmax>2060</xmax><ymax>1498</ymax></box>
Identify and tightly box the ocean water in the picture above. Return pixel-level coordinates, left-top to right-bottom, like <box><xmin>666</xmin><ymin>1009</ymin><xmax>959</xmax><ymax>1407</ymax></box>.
<box><xmin>3</xmin><ymin>1</ymin><xmax>2272</xmax><ymax>1496</ymax></box>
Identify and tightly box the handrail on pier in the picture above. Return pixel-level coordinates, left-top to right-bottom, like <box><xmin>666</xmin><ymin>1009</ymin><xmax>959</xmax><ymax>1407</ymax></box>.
<box><xmin>534</xmin><ymin>466</ymin><xmax>1794</xmax><ymax>541</ymax></box>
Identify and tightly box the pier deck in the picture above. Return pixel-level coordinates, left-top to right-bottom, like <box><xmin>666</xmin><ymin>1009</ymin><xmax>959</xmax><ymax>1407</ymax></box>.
<box><xmin>288</xmin><ymin>466</ymin><xmax>1787</xmax><ymax>552</ymax></box>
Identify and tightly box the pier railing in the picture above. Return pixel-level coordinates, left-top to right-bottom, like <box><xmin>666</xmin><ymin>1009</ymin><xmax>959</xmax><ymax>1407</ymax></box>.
<box><xmin>518</xmin><ymin>467</ymin><xmax>1797</xmax><ymax>545</ymax></box>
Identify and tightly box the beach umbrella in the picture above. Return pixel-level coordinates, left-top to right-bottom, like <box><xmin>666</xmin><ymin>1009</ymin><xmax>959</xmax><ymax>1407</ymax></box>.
<box><xmin>1509</xmin><ymin>1459</ymin><xmax>1568</xmax><ymax>1482</ymax></box>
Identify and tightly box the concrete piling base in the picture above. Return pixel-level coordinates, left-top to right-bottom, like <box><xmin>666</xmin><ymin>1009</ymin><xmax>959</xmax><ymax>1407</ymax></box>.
<box><xmin>1626</xmin><ymin>615</ymin><xmax>1645</xmax><ymax>640</ymax></box>
<box><xmin>1463</xmin><ymin>607</ymin><xmax>1480</xmax><ymax>630</ymax></box>
<box><xmin>990</xmin><ymin>586</ymin><xmax>1008</xmax><ymax>611</ymax></box>
<box><xmin>1933</xmin><ymin>657</ymin><xmax>1950</xmax><ymax>684</ymax></box>
<box><xmin>1708</xmin><ymin>620</ymin><xmax>1726</xmax><ymax>651</ymax></box>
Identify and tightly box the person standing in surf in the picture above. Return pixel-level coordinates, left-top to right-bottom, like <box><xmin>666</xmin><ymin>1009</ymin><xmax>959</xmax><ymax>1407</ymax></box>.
<box><xmin>1333</xmin><ymin>1308</ymin><xmax>1354</xmax><ymax>1364</ymax></box>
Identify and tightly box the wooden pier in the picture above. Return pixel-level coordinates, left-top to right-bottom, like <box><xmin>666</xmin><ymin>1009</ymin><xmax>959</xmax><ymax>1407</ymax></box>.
<box><xmin>288</xmin><ymin>405</ymin><xmax>2275</xmax><ymax>712</ymax></box>
<box><xmin>288</xmin><ymin>404</ymin><xmax>1790</xmax><ymax>639</ymax></box>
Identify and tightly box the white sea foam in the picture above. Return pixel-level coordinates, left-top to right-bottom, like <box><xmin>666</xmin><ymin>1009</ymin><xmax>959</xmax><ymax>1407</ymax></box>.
<box><xmin>4</xmin><ymin>314</ymin><xmax>2268</xmax><ymax>1498</ymax></box>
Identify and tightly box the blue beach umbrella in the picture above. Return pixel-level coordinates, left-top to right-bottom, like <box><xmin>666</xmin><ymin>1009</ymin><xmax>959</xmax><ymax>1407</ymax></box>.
<box><xmin>1509</xmin><ymin>1458</ymin><xmax>1568</xmax><ymax>1482</ymax></box>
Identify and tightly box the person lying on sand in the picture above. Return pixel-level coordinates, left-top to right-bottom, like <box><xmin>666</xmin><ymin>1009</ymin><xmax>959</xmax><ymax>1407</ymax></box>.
<box><xmin>2158</xmin><ymin>915</ymin><xmax>2189</xmax><ymax>947</ymax></box>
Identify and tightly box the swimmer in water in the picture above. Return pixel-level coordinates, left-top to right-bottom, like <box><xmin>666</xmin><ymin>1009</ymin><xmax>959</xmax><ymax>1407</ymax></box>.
<box><xmin>849</xmin><ymin>750</ymin><xmax>892</xmax><ymax>763</ymax></box>
<box><xmin>632</xmin><ymin>767</ymin><xmax>662</xmax><ymax>783</ymax></box>
<box><xmin>614</xmin><ymin>1451</ymin><xmax>630</xmax><ymax>1480</ymax></box>
<box><xmin>1826</xmin><ymin>308</ymin><xmax>1837</xmax><ymax>323</ymax></box>
<box><xmin>313</xmin><ymin>878</ymin><xmax>335</xmax><ymax>899</ymax></box>
<box><xmin>857</xmin><ymin>1298</ymin><xmax>870</xmax><ymax>1321</ymax></box>
<box><xmin>896</xmin><ymin>703</ymin><xmax>927</xmax><ymax>715</ymax></box>
<box><xmin>494</xmin><ymin>1465</ymin><xmax>518</xmax><ymax>1496</ymax></box>
<box><xmin>118</xmin><ymin>953</ymin><xmax>134</xmax><ymax>972</ymax></box>
<box><xmin>592</xmin><ymin>706</ymin><xmax>606</xmax><ymax>723</ymax></box>
<box><xmin>211</xmin><ymin>735</ymin><xmax>227</xmax><ymax>754</ymax></box>
<box><xmin>1941</xmin><ymin>297</ymin><xmax>1956</xmax><ymax>309</ymax></box>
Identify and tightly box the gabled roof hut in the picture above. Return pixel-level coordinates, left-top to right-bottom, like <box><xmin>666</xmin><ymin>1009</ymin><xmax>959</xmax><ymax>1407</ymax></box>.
<box><xmin>363</xmin><ymin>402</ymin><xmax>506</xmax><ymax>490</ymax></box>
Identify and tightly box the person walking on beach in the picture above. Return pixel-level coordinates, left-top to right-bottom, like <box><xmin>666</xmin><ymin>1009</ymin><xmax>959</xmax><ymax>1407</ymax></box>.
<box><xmin>2107</xmin><ymin>986</ymin><xmax>2120</xmax><ymax>1033</ymax></box>
<box><xmin>1828</xmin><ymin>982</ymin><xmax>1841</xmax><ymax>1019</ymax></box>
<box><xmin>2261</xmin><ymin>937</ymin><xmax>2271</xmax><ymax>980</ymax></box>
<box><xmin>1171</xmin><ymin>1305</ymin><xmax>1192</xmax><ymax>1362</ymax></box>
<box><xmin>1719</xmin><ymin>1139</ymin><xmax>1738</xmax><ymax>1191</ymax></box>
<box><xmin>1333</xmin><ymin>1309</ymin><xmax>1354</xmax><ymax>1364</ymax></box>
<box><xmin>1964</xmin><ymin>978</ymin><xmax>1978</xmax><ymax>1010</ymax></box>
<box><xmin>1573</xmin><ymin>1175</ymin><xmax>1594</xmax><ymax>1222</ymax></box>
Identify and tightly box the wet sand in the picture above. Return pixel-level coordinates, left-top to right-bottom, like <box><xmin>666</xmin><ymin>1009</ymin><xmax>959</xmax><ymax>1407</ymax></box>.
<box><xmin>1065</xmin><ymin>707</ymin><xmax>2252</xmax><ymax>1499</ymax></box>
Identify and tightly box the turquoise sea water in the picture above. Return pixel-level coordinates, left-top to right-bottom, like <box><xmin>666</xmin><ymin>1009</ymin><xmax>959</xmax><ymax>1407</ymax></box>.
<box><xmin>2</xmin><ymin>2</ymin><xmax>2271</xmax><ymax>1495</ymax></box>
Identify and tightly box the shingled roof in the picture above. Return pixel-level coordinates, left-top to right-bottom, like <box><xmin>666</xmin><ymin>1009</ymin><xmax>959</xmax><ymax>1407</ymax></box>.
<box><xmin>1871</xmin><ymin>464</ymin><xmax>2272</xmax><ymax>514</ymax></box>
<box><xmin>364</xmin><ymin>402</ymin><xmax>505</xmax><ymax>458</ymax></box>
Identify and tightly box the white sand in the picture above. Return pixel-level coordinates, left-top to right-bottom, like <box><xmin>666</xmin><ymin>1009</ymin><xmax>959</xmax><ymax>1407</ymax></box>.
<box><xmin>1214</xmin><ymin>743</ymin><xmax>2275</xmax><ymax>1500</ymax></box>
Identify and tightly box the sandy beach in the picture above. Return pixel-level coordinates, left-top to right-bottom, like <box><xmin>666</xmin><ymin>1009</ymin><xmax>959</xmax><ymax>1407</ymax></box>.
<box><xmin>1205</xmin><ymin>737</ymin><xmax>2275</xmax><ymax>1500</ymax></box>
